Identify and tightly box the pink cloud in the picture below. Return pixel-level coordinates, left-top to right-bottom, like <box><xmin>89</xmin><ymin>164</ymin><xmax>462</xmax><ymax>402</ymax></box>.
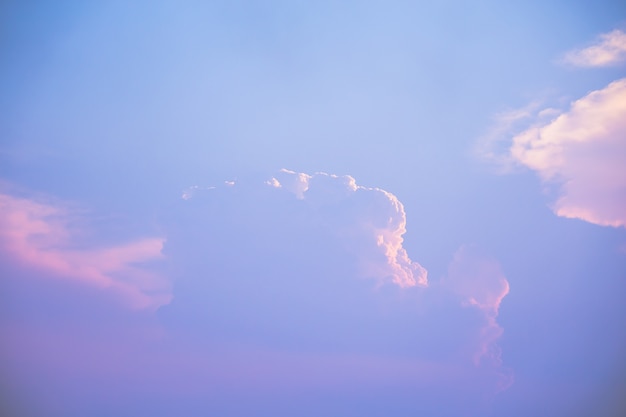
<box><xmin>442</xmin><ymin>245</ymin><xmax>512</xmax><ymax>391</ymax></box>
<box><xmin>561</xmin><ymin>29</ymin><xmax>626</xmax><ymax>68</ymax></box>
<box><xmin>0</xmin><ymin>190</ymin><xmax>171</xmax><ymax>309</ymax></box>
<box><xmin>509</xmin><ymin>78</ymin><xmax>626</xmax><ymax>227</ymax></box>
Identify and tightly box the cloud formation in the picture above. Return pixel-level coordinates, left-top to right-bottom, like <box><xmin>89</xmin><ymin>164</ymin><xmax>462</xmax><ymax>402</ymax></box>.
<box><xmin>161</xmin><ymin>169</ymin><xmax>431</xmax><ymax>350</ymax></box>
<box><xmin>0</xmin><ymin>189</ymin><xmax>170</xmax><ymax>309</ymax></box>
<box><xmin>508</xmin><ymin>79</ymin><xmax>626</xmax><ymax>227</ymax></box>
<box><xmin>1</xmin><ymin>171</ymin><xmax>512</xmax><ymax>416</ymax></box>
<box><xmin>562</xmin><ymin>29</ymin><xmax>626</xmax><ymax>67</ymax></box>
<box><xmin>157</xmin><ymin>170</ymin><xmax>512</xmax><ymax>409</ymax></box>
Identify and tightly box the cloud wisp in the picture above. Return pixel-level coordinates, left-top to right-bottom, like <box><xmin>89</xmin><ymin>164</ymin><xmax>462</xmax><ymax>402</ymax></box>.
<box><xmin>0</xmin><ymin>189</ymin><xmax>170</xmax><ymax>309</ymax></box>
<box><xmin>561</xmin><ymin>29</ymin><xmax>626</xmax><ymax>68</ymax></box>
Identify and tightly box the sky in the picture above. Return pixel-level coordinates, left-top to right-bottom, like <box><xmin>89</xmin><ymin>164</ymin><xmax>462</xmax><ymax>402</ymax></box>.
<box><xmin>1</xmin><ymin>1</ymin><xmax>625</xmax><ymax>416</ymax></box>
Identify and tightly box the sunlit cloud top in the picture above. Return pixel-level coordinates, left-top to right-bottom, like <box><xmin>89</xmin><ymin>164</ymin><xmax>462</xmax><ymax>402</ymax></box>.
<box><xmin>179</xmin><ymin>169</ymin><xmax>428</xmax><ymax>288</ymax></box>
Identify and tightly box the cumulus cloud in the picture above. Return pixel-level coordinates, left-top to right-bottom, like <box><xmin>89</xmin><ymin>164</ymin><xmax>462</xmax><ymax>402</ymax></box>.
<box><xmin>480</xmin><ymin>79</ymin><xmax>626</xmax><ymax>227</ymax></box>
<box><xmin>510</xmin><ymin>79</ymin><xmax>626</xmax><ymax>227</ymax></box>
<box><xmin>562</xmin><ymin>29</ymin><xmax>626</xmax><ymax>67</ymax></box>
<box><xmin>160</xmin><ymin>169</ymin><xmax>430</xmax><ymax>350</ymax></box>
<box><xmin>244</xmin><ymin>168</ymin><xmax>426</xmax><ymax>287</ymax></box>
<box><xmin>311</xmin><ymin>170</ymin><xmax>422</xmax><ymax>287</ymax></box>
<box><xmin>0</xmin><ymin>189</ymin><xmax>170</xmax><ymax>309</ymax></box>
<box><xmin>156</xmin><ymin>169</ymin><xmax>511</xmax><ymax>410</ymax></box>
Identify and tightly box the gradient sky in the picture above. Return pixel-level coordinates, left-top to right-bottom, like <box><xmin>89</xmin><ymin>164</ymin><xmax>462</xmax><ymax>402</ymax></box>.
<box><xmin>1</xmin><ymin>1</ymin><xmax>626</xmax><ymax>416</ymax></box>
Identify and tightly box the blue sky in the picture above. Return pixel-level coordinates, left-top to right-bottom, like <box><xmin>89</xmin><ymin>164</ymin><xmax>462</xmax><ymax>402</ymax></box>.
<box><xmin>1</xmin><ymin>1</ymin><xmax>626</xmax><ymax>416</ymax></box>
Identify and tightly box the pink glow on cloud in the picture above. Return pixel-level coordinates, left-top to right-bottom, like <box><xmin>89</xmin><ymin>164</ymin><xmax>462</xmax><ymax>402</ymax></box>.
<box><xmin>508</xmin><ymin>78</ymin><xmax>626</xmax><ymax>227</ymax></box>
<box><xmin>267</xmin><ymin>169</ymin><xmax>428</xmax><ymax>287</ymax></box>
<box><xmin>446</xmin><ymin>246</ymin><xmax>509</xmax><ymax>313</ymax></box>
<box><xmin>443</xmin><ymin>245</ymin><xmax>512</xmax><ymax>391</ymax></box>
<box><xmin>0</xmin><ymin>191</ymin><xmax>171</xmax><ymax>309</ymax></box>
<box><xmin>562</xmin><ymin>29</ymin><xmax>626</xmax><ymax>67</ymax></box>
<box><xmin>368</xmin><ymin>188</ymin><xmax>427</xmax><ymax>288</ymax></box>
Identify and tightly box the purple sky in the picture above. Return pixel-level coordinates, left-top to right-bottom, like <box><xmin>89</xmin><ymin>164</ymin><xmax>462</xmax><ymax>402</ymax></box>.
<box><xmin>1</xmin><ymin>2</ymin><xmax>626</xmax><ymax>416</ymax></box>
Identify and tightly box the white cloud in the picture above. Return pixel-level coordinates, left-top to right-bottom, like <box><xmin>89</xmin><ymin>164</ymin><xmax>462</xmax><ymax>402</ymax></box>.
<box><xmin>272</xmin><ymin>168</ymin><xmax>312</xmax><ymax>199</ymax></box>
<box><xmin>562</xmin><ymin>29</ymin><xmax>626</xmax><ymax>67</ymax></box>
<box><xmin>283</xmin><ymin>169</ymin><xmax>427</xmax><ymax>288</ymax></box>
<box><xmin>509</xmin><ymin>78</ymin><xmax>626</xmax><ymax>227</ymax></box>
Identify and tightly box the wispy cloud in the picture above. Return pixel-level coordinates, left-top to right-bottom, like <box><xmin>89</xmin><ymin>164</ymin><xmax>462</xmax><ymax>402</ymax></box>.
<box><xmin>561</xmin><ymin>29</ymin><xmax>626</xmax><ymax>67</ymax></box>
<box><xmin>0</xmin><ymin>189</ymin><xmax>171</xmax><ymax>309</ymax></box>
<box><xmin>474</xmin><ymin>101</ymin><xmax>547</xmax><ymax>172</ymax></box>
